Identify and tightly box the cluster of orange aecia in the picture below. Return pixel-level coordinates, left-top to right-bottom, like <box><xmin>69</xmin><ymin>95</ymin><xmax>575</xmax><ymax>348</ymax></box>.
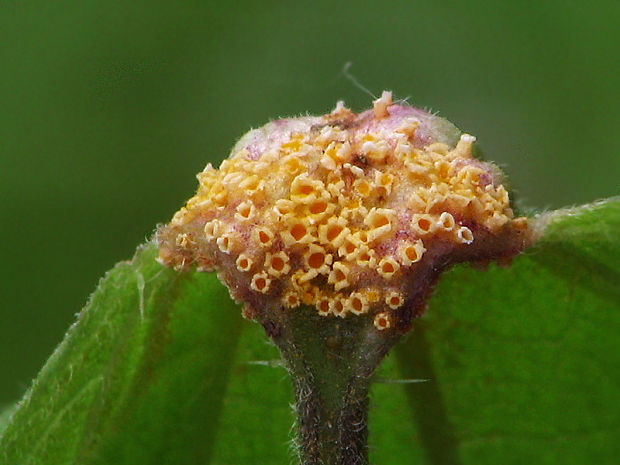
<box><xmin>157</xmin><ymin>91</ymin><xmax>529</xmax><ymax>331</ymax></box>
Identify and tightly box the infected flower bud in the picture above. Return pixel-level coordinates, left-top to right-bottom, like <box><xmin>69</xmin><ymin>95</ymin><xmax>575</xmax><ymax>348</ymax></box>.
<box><xmin>157</xmin><ymin>92</ymin><xmax>533</xmax><ymax>333</ymax></box>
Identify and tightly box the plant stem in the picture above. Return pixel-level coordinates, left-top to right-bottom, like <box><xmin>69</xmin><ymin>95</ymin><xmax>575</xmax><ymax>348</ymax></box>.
<box><xmin>287</xmin><ymin>360</ymin><xmax>370</xmax><ymax>465</ymax></box>
<box><xmin>260</xmin><ymin>306</ymin><xmax>401</xmax><ymax>465</ymax></box>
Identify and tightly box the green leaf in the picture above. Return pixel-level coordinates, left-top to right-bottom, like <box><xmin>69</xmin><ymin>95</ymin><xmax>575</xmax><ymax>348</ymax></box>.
<box><xmin>371</xmin><ymin>198</ymin><xmax>620</xmax><ymax>465</ymax></box>
<box><xmin>0</xmin><ymin>244</ymin><xmax>245</xmax><ymax>464</ymax></box>
<box><xmin>1</xmin><ymin>199</ymin><xmax>617</xmax><ymax>465</ymax></box>
<box><xmin>0</xmin><ymin>405</ymin><xmax>16</xmax><ymax>437</ymax></box>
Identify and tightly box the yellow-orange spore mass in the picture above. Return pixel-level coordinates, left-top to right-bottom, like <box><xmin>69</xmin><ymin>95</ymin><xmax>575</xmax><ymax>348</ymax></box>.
<box><xmin>157</xmin><ymin>91</ymin><xmax>532</xmax><ymax>329</ymax></box>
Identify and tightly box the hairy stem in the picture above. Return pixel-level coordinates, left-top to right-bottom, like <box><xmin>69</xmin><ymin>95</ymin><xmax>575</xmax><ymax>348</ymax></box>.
<box><xmin>289</xmin><ymin>363</ymin><xmax>370</xmax><ymax>465</ymax></box>
<box><xmin>260</xmin><ymin>306</ymin><xmax>401</xmax><ymax>465</ymax></box>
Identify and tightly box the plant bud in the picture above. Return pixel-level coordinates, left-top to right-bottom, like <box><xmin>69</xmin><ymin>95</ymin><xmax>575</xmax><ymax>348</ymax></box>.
<box><xmin>157</xmin><ymin>91</ymin><xmax>533</xmax><ymax>332</ymax></box>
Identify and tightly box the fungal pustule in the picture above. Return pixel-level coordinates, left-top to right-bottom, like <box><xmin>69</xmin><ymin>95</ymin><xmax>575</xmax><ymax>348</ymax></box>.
<box><xmin>316</xmin><ymin>297</ymin><xmax>332</xmax><ymax>316</ymax></box>
<box><xmin>265</xmin><ymin>251</ymin><xmax>291</xmax><ymax>277</ymax></box>
<box><xmin>437</xmin><ymin>212</ymin><xmax>456</xmax><ymax>231</ymax></box>
<box><xmin>329</xmin><ymin>296</ymin><xmax>347</xmax><ymax>318</ymax></box>
<box><xmin>282</xmin><ymin>291</ymin><xmax>300</xmax><ymax>309</ymax></box>
<box><xmin>157</xmin><ymin>92</ymin><xmax>534</xmax><ymax>334</ymax></box>
<box><xmin>374</xmin><ymin>312</ymin><xmax>392</xmax><ymax>331</ymax></box>
<box><xmin>398</xmin><ymin>240</ymin><xmax>425</xmax><ymax>266</ymax></box>
<box><xmin>347</xmin><ymin>292</ymin><xmax>370</xmax><ymax>315</ymax></box>
<box><xmin>235</xmin><ymin>200</ymin><xmax>256</xmax><ymax>222</ymax></box>
<box><xmin>328</xmin><ymin>261</ymin><xmax>352</xmax><ymax>291</ymax></box>
<box><xmin>378</xmin><ymin>257</ymin><xmax>400</xmax><ymax>279</ymax></box>
<box><xmin>411</xmin><ymin>213</ymin><xmax>437</xmax><ymax>236</ymax></box>
<box><xmin>337</xmin><ymin>236</ymin><xmax>359</xmax><ymax>260</ymax></box>
<box><xmin>250</xmin><ymin>272</ymin><xmax>272</xmax><ymax>294</ymax></box>
<box><xmin>353</xmin><ymin>179</ymin><xmax>372</xmax><ymax>198</ymax></box>
<box><xmin>280</xmin><ymin>219</ymin><xmax>316</xmax><ymax>246</ymax></box>
<box><xmin>253</xmin><ymin>227</ymin><xmax>274</xmax><ymax>248</ymax></box>
<box><xmin>306</xmin><ymin>199</ymin><xmax>334</xmax><ymax>223</ymax></box>
<box><xmin>364</xmin><ymin>208</ymin><xmax>395</xmax><ymax>241</ymax></box>
<box><xmin>456</xmin><ymin>226</ymin><xmax>474</xmax><ymax>244</ymax></box>
<box><xmin>274</xmin><ymin>199</ymin><xmax>296</xmax><ymax>218</ymax></box>
<box><xmin>318</xmin><ymin>217</ymin><xmax>350</xmax><ymax>248</ymax></box>
<box><xmin>290</xmin><ymin>174</ymin><xmax>329</xmax><ymax>203</ymax></box>
<box><xmin>304</xmin><ymin>244</ymin><xmax>332</xmax><ymax>275</ymax></box>
<box><xmin>235</xmin><ymin>253</ymin><xmax>253</xmax><ymax>272</ymax></box>
<box><xmin>356</xmin><ymin>246</ymin><xmax>377</xmax><ymax>268</ymax></box>
<box><xmin>374</xmin><ymin>171</ymin><xmax>394</xmax><ymax>196</ymax></box>
<box><xmin>203</xmin><ymin>219</ymin><xmax>222</xmax><ymax>241</ymax></box>
<box><xmin>385</xmin><ymin>291</ymin><xmax>404</xmax><ymax>310</ymax></box>
<box><xmin>216</xmin><ymin>233</ymin><xmax>234</xmax><ymax>254</ymax></box>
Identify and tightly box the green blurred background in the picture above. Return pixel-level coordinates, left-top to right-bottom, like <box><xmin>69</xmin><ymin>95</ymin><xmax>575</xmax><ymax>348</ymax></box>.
<box><xmin>1</xmin><ymin>0</ymin><xmax>618</xmax><ymax>405</ymax></box>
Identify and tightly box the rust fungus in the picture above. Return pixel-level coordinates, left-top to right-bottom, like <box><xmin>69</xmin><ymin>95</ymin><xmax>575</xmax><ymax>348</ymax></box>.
<box><xmin>157</xmin><ymin>91</ymin><xmax>534</xmax><ymax>333</ymax></box>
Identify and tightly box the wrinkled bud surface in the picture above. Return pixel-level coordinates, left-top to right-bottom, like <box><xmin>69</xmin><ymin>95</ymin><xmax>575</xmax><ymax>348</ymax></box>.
<box><xmin>157</xmin><ymin>92</ymin><xmax>533</xmax><ymax>333</ymax></box>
